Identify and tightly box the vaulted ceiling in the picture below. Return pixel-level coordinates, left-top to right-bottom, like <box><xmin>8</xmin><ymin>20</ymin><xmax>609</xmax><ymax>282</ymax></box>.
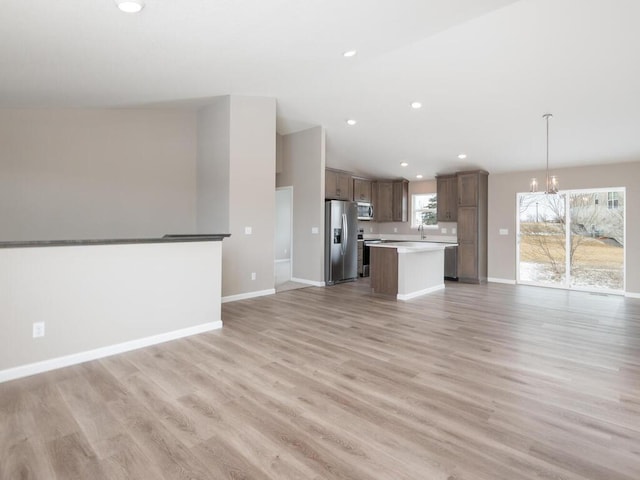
<box><xmin>2</xmin><ymin>0</ymin><xmax>639</xmax><ymax>179</ymax></box>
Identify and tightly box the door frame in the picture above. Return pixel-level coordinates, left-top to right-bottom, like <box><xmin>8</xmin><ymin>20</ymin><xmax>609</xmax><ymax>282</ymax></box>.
<box><xmin>275</xmin><ymin>186</ymin><xmax>293</xmax><ymax>284</ymax></box>
<box><xmin>516</xmin><ymin>187</ymin><xmax>626</xmax><ymax>294</ymax></box>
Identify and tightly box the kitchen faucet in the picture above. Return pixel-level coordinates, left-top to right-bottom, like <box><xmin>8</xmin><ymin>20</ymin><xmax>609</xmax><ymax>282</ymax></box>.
<box><xmin>418</xmin><ymin>224</ymin><xmax>426</xmax><ymax>240</ymax></box>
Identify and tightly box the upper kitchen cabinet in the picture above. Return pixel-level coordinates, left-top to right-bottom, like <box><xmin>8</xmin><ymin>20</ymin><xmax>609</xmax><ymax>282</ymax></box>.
<box><xmin>436</xmin><ymin>174</ymin><xmax>457</xmax><ymax>222</ymax></box>
<box><xmin>325</xmin><ymin>168</ymin><xmax>352</xmax><ymax>200</ymax></box>
<box><xmin>353</xmin><ymin>177</ymin><xmax>373</xmax><ymax>203</ymax></box>
<box><xmin>392</xmin><ymin>180</ymin><xmax>409</xmax><ymax>222</ymax></box>
<box><xmin>375</xmin><ymin>181</ymin><xmax>393</xmax><ymax>222</ymax></box>
<box><xmin>375</xmin><ymin>179</ymin><xmax>408</xmax><ymax>222</ymax></box>
<box><xmin>458</xmin><ymin>172</ymin><xmax>481</xmax><ymax>206</ymax></box>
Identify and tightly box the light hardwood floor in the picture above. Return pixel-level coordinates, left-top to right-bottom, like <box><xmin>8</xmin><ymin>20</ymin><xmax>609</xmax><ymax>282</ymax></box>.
<box><xmin>1</xmin><ymin>280</ymin><xmax>640</xmax><ymax>479</ymax></box>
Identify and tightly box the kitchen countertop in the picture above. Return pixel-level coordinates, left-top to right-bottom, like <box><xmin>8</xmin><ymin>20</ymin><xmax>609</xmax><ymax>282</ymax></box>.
<box><xmin>362</xmin><ymin>233</ymin><xmax>458</xmax><ymax>243</ymax></box>
<box><xmin>369</xmin><ymin>241</ymin><xmax>457</xmax><ymax>253</ymax></box>
<box><xmin>0</xmin><ymin>234</ymin><xmax>230</xmax><ymax>249</ymax></box>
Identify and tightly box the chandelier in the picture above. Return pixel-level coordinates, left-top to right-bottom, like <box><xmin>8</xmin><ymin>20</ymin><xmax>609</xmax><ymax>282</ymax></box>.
<box><xmin>530</xmin><ymin>113</ymin><xmax>558</xmax><ymax>194</ymax></box>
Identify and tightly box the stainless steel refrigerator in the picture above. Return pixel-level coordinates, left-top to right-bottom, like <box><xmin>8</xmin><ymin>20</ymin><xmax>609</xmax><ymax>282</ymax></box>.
<box><xmin>325</xmin><ymin>200</ymin><xmax>358</xmax><ymax>285</ymax></box>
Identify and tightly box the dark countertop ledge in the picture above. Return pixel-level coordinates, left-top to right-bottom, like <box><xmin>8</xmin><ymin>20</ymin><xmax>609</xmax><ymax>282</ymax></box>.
<box><xmin>0</xmin><ymin>234</ymin><xmax>231</xmax><ymax>249</ymax></box>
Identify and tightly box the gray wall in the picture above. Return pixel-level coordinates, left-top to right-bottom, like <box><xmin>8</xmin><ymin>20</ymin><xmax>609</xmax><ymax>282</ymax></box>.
<box><xmin>488</xmin><ymin>161</ymin><xmax>640</xmax><ymax>294</ymax></box>
<box><xmin>225</xmin><ymin>96</ymin><xmax>277</xmax><ymax>297</ymax></box>
<box><xmin>197</xmin><ymin>98</ymin><xmax>230</xmax><ymax>233</ymax></box>
<box><xmin>0</xmin><ymin>109</ymin><xmax>197</xmax><ymax>241</ymax></box>
<box><xmin>277</xmin><ymin>127</ymin><xmax>326</xmax><ymax>284</ymax></box>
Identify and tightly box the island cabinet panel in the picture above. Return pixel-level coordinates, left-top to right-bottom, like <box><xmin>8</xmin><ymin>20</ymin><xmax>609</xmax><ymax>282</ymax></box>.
<box><xmin>325</xmin><ymin>168</ymin><xmax>352</xmax><ymax>200</ymax></box>
<box><xmin>353</xmin><ymin>178</ymin><xmax>373</xmax><ymax>203</ymax></box>
<box><xmin>375</xmin><ymin>180</ymin><xmax>408</xmax><ymax>222</ymax></box>
<box><xmin>456</xmin><ymin>170</ymin><xmax>488</xmax><ymax>283</ymax></box>
<box><xmin>370</xmin><ymin>247</ymin><xmax>398</xmax><ymax>296</ymax></box>
<box><xmin>436</xmin><ymin>175</ymin><xmax>458</xmax><ymax>222</ymax></box>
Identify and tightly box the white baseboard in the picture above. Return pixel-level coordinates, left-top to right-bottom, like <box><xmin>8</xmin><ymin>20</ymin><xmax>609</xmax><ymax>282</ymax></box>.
<box><xmin>291</xmin><ymin>277</ymin><xmax>325</xmax><ymax>287</ymax></box>
<box><xmin>625</xmin><ymin>292</ymin><xmax>640</xmax><ymax>299</ymax></box>
<box><xmin>222</xmin><ymin>288</ymin><xmax>276</xmax><ymax>303</ymax></box>
<box><xmin>0</xmin><ymin>321</ymin><xmax>222</xmax><ymax>384</ymax></box>
<box><xmin>488</xmin><ymin>277</ymin><xmax>517</xmax><ymax>285</ymax></box>
<box><xmin>397</xmin><ymin>284</ymin><xmax>445</xmax><ymax>301</ymax></box>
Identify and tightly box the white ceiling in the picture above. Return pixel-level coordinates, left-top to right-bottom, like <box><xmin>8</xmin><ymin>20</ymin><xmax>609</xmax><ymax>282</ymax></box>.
<box><xmin>2</xmin><ymin>0</ymin><xmax>639</xmax><ymax>179</ymax></box>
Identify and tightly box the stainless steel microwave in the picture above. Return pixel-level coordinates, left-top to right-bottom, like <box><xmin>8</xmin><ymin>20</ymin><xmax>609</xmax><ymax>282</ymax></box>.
<box><xmin>357</xmin><ymin>202</ymin><xmax>373</xmax><ymax>220</ymax></box>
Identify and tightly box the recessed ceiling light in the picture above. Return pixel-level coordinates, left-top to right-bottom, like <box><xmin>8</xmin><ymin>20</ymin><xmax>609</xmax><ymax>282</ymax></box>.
<box><xmin>416</xmin><ymin>174</ymin><xmax>423</xmax><ymax>179</ymax></box>
<box><xmin>115</xmin><ymin>0</ymin><xmax>144</xmax><ymax>13</ymax></box>
<box><xmin>346</xmin><ymin>119</ymin><xmax>357</xmax><ymax>126</ymax></box>
<box><xmin>400</xmin><ymin>162</ymin><xmax>409</xmax><ymax>167</ymax></box>
<box><xmin>410</xmin><ymin>102</ymin><xmax>422</xmax><ymax>109</ymax></box>
<box><xmin>458</xmin><ymin>153</ymin><xmax>467</xmax><ymax>159</ymax></box>
<box><xmin>343</xmin><ymin>50</ymin><xmax>357</xmax><ymax>58</ymax></box>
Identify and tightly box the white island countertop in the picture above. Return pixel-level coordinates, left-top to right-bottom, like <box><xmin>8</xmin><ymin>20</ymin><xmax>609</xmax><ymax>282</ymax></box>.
<box><xmin>369</xmin><ymin>241</ymin><xmax>457</xmax><ymax>253</ymax></box>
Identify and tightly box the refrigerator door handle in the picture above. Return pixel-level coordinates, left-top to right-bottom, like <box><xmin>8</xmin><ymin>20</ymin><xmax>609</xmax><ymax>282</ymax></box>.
<box><xmin>342</xmin><ymin>213</ymin><xmax>348</xmax><ymax>255</ymax></box>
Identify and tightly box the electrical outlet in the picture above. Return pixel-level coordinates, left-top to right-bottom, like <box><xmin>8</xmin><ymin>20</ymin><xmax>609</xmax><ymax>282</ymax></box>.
<box><xmin>33</xmin><ymin>322</ymin><xmax>45</xmax><ymax>338</ymax></box>
<box><xmin>244</xmin><ymin>226</ymin><xmax>252</xmax><ymax>235</ymax></box>
<box><xmin>369</xmin><ymin>227</ymin><xmax>373</xmax><ymax>233</ymax></box>
<box><xmin>393</xmin><ymin>227</ymin><xmax>398</xmax><ymax>233</ymax></box>
<box><xmin>499</xmin><ymin>228</ymin><xmax>509</xmax><ymax>235</ymax></box>
<box><xmin>452</xmin><ymin>227</ymin><xmax>457</xmax><ymax>235</ymax></box>
<box><xmin>251</xmin><ymin>272</ymin><xmax>256</xmax><ymax>280</ymax></box>
<box><xmin>311</xmin><ymin>227</ymin><xmax>319</xmax><ymax>234</ymax></box>
<box><xmin>441</xmin><ymin>228</ymin><xmax>447</xmax><ymax>234</ymax></box>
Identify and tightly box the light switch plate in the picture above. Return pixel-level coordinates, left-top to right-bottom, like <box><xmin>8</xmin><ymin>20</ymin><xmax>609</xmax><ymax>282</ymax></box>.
<box><xmin>499</xmin><ymin>228</ymin><xmax>509</xmax><ymax>235</ymax></box>
<box><xmin>244</xmin><ymin>226</ymin><xmax>252</xmax><ymax>235</ymax></box>
<box><xmin>311</xmin><ymin>227</ymin><xmax>319</xmax><ymax>234</ymax></box>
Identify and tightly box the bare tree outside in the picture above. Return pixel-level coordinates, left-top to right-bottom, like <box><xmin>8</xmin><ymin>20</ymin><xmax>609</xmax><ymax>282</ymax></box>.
<box><xmin>518</xmin><ymin>190</ymin><xmax>624</xmax><ymax>290</ymax></box>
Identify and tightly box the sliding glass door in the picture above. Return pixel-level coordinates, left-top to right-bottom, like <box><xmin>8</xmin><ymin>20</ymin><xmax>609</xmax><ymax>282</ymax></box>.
<box><xmin>517</xmin><ymin>188</ymin><xmax>625</xmax><ymax>293</ymax></box>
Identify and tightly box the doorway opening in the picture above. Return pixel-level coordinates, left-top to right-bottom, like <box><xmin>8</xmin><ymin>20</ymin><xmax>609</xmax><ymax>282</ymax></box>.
<box><xmin>275</xmin><ymin>187</ymin><xmax>293</xmax><ymax>288</ymax></box>
<box><xmin>517</xmin><ymin>188</ymin><xmax>625</xmax><ymax>293</ymax></box>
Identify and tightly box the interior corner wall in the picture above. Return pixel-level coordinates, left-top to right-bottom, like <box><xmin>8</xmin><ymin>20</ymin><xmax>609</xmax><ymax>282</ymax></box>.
<box><xmin>223</xmin><ymin>96</ymin><xmax>277</xmax><ymax>297</ymax></box>
<box><xmin>0</xmin><ymin>108</ymin><xmax>197</xmax><ymax>241</ymax></box>
<box><xmin>488</xmin><ymin>160</ymin><xmax>640</xmax><ymax>294</ymax></box>
<box><xmin>278</xmin><ymin>126</ymin><xmax>325</xmax><ymax>284</ymax></box>
<box><xmin>197</xmin><ymin>98</ymin><xmax>230</xmax><ymax>233</ymax></box>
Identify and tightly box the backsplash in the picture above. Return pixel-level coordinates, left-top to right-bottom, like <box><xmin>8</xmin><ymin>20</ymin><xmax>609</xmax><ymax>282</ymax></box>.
<box><xmin>358</xmin><ymin>220</ymin><xmax>458</xmax><ymax>241</ymax></box>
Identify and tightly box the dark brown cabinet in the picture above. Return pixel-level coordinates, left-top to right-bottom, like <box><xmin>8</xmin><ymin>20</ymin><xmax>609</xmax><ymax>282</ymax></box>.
<box><xmin>436</xmin><ymin>175</ymin><xmax>458</xmax><ymax>222</ymax></box>
<box><xmin>375</xmin><ymin>180</ymin><xmax>408</xmax><ymax>222</ymax></box>
<box><xmin>392</xmin><ymin>180</ymin><xmax>409</xmax><ymax>222</ymax></box>
<box><xmin>458</xmin><ymin>172</ymin><xmax>479</xmax><ymax>207</ymax></box>
<box><xmin>375</xmin><ymin>181</ymin><xmax>393</xmax><ymax>222</ymax></box>
<box><xmin>325</xmin><ymin>168</ymin><xmax>352</xmax><ymax>200</ymax></box>
<box><xmin>353</xmin><ymin>178</ymin><xmax>373</xmax><ymax>203</ymax></box>
<box><xmin>456</xmin><ymin>171</ymin><xmax>488</xmax><ymax>284</ymax></box>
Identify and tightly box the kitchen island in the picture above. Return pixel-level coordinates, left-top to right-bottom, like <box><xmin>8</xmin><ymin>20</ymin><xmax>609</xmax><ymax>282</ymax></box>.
<box><xmin>369</xmin><ymin>242</ymin><xmax>454</xmax><ymax>300</ymax></box>
<box><xmin>0</xmin><ymin>234</ymin><xmax>229</xmax><ymax>382</ymax></box>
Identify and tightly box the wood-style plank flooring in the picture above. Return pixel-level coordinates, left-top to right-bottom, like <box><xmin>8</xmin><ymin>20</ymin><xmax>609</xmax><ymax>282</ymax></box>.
<box><xmin>1</xmin><ymin>280</ymin><xmax>640</xmax><ymax>479</ymax></box>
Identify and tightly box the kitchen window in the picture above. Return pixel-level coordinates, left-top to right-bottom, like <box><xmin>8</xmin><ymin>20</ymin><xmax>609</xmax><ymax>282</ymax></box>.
<box><xmin>412</xmin><ymin>193</ymin><xmax>438</xmax><ymax>228</ymax></box>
